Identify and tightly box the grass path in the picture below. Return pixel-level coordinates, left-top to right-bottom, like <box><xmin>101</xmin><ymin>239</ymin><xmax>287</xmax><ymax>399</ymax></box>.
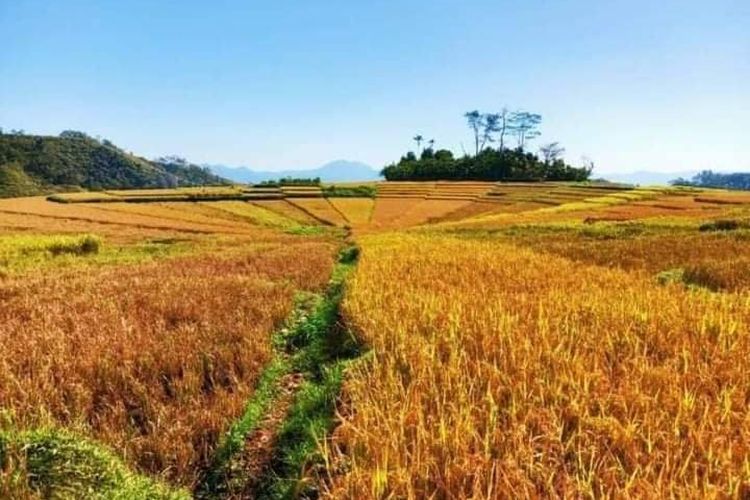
<box><xmin>197</xmin><ymin>244</ymin><xmax>363</xmax><ymax>498</ymax></box>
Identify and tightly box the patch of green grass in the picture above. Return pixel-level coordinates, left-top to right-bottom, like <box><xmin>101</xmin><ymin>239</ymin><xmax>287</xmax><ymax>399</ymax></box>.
<box><xmin>257</xmin><ymin>363</ymin><xmax>346</xmax><ymax>499</ymax></box>
<box><xmin>0</xmin><ymin>427</ymin><xmax>187</xmax><ymax>499</ymax></box>
<box><xmin>284</xmin><ymin>225</ymin><xmax>327</xmax><ymax>236</ymax></box>
<box><xmin>47</xmin><ymin>234</ymin><xmax>101</xmax><ymax>256</ymax></box>
<box><xmin>197</xmin><ymin>356</ymin><xmax>292</xmax><ymax>498</ymax></box>
<box><xmin>578</xmin><ymin>222</ymin><xmax>647</xmax><ymax>240</ymax></box>
<box><xmin>322</xmin><ymin>185</ymin><xmax>377</xmax><ymax>198</ymax></box>
<box><xmin>0</xmin><ymin>233</ymin><xmax>192</xmax><ymax>276</ymax></box>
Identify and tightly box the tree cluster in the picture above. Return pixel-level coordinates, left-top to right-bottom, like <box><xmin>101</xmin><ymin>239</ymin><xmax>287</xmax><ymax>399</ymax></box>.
<box><xmin>672</xmin><ymin>170</ymin><xmax>750</xmax><ymax>190</ymax></box>
<box><xmin>257</xmin><ymin>177</ymin><xmax>321</xmax><ymax>187</ymax></box>
<box><xmin>381</xmin><ymin>109</ymin><xmax>592</xmax><ymax>182</ymax></box>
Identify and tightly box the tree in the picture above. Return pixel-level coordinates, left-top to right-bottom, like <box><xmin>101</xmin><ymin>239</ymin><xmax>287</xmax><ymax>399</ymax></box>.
<box><xmin>496</xmin><ymin>108</ymin><xmax>511</xmax><ymax>150</ymax></box>
<box><xmin>428</xmin><ymin>138</ymin><xmax>435</xmax><ymax>150</ymax></box>
<box><xmin>480</xmin><ymin>113</ymin><xmax>500</xmax><ymax>151</ymax></box>
<box><xmin>59</xmin><ymin>130</ymin><xmax>90</xmax><ymax>140</ymax></box>
<box><xmin>413</xmin><ymin>134</ymin><xmax>424</xmax><ymax>153</ymax></box>
<box><xmin>464</xmin><ymin>110</ymin><xmax>483</xmax><ymax>155</ymax></box>
<box><xmin>155</xmin><ymin>155</ymin><xmax>188</xmax><ymax>165</ymax></box>
<box><xmin>539</xmin><ymin>142</ymin><xmax>565</xmax><ymax>163</ymax></box>
<box><xmin>508</xmin><ymin>111</ymin><xmax>542</xmax><ymax>150</ymax></box>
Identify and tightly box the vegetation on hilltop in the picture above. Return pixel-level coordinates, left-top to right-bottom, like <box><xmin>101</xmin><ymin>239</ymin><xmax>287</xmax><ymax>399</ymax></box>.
<box><xmin>382</xmin><ymin>109</ymin><xmax>593</xmax><ymax>182</ymax></box>
<box><xmin>256</xmin><ymin>176</ymin><xmax>322</xmax><ymax>187</ymax></box>
<box><xmin>672</xmin><ymin>170</ymin><xmax>750</xmax><ymax>190</ymax></box>
<box><xmin>154</xmin><ymin>155</ymin><xmax>229</xmax><ymax>187</ymax></box>
<box><xmin>0</xmin><ymin>130</ymin><xmax>228</xmax><ymax>197</ymax></box>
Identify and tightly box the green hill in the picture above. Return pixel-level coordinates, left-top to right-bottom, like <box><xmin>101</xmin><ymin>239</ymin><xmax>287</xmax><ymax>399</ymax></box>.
<box><xmin>0</xmin><ymin>131</ymin><xmax>229</xmax><ymax>198</ymax></box>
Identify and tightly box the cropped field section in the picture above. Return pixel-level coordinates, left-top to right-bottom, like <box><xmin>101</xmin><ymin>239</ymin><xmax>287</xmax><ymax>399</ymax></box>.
<box><xmin>3</xmin><ymin>184</ymin><xmax>750</xmax><ymax>497</ymax></box>
<box><xmin>328</xmin><ymin>228</ymin><xmax>750</xmax><ymax>498</ymax></box>
<box><xmin>0</xmin><ymin>197</ymin><xmax>339</xmax><ymax>496</ymax></box>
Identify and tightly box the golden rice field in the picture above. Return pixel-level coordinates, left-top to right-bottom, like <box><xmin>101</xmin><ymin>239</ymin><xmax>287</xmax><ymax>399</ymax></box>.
<box><xmin>326</xmin><ymin>232</ymin><xmax>750</xmax><ymax>497</ymax></box>
<box><xmin>286</xmin><ymin>198</ymin><xmax>349</xmax><ymax>226</ymax></box>
<box><xmin>3</xmin><ymin>182</ymin><xmax>750</xmax><ymax>498</ymax></box>
<box><xmin>0</xmin><ymin>196</ymin><xmax>341</xmax><ymax>495</ymax></box>
<box><xmin>328</xmin><ymin>198</ymin><xmax>375</xmax><ymax>226</ymax></box>
<box><xmin>320</xmin><ymin>183</ymin><xmax>750</xmax><ymax>498</ymax></box>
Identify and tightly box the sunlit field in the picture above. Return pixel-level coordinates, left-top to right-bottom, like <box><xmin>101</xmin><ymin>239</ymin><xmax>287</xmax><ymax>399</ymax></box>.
<box><xmin>0</xmin><ymin>196</ymin><xmax>340</xmax><ymax>496</ymax></box>
<box><xmin>323</xmin><ymin>183</ymin><xmax>750</xmax><ymax>498</ymax></box>
<box><xmin>2</xmin><ymin>183</ymin><xmax>750</xmax><ymax>497</ymax></box>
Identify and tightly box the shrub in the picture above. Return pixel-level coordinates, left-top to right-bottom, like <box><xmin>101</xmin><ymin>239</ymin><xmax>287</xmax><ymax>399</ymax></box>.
<box><xmin>699</xmin><ymin>219</ymin><xmax>748</xmax><ymax>232</ymax></box>
<box><xmin>46</xmin><ymin>235</ymin><xmax>101</xmax><ymax>256</ymax></box>
<box><xmin>338</xmin><ymin>245</ymin><xmax>360</xmax><ymax>264</ymax></box>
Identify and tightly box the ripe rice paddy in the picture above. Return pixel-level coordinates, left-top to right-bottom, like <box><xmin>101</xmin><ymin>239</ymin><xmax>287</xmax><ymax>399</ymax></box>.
<box><xmin>2</xmin><ymin>181</ymin><xmax>750</xmax><ymax>498</ymax></box>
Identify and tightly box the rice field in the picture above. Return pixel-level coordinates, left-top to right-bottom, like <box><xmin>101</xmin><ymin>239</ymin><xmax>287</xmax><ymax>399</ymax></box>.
<box><xmin>319</xmin><ymin>181</ymin><xmax>750</xmax><ymax>498</ymax></box>
<box><xmin>286</xmin><ymin>198</ymin><xmax>349</xmax><ymax>226</ymax></box>
<box><xmin>3</xmin><ymin>182</ymin><xmax>750</xmax><ymax>498</ymax></box>
<box><xmin>325</xmin><ymin>222</ymin><xmax>750</xmax><ymax>498</ymax></box>
<box><xmin>251</xmin><ymin>199</ymin><xmax>322</xmax><ymax>225</ymax></box>
<box><xmin>0</xmin><ymin>196</ymin><xmax>340</xmax><ymax>495</ymax></box>
<box><xmin>328</xmin><ymin>197</ymin><xmax>375</xmax><ymax>226</ymax></box>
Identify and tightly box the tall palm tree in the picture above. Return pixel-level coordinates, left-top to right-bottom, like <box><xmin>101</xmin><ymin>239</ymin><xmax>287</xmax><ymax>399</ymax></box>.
<box><xmin>413</xmin><ymin>134</ymin><xmax>424</xmax><ymax>153</ymax></box>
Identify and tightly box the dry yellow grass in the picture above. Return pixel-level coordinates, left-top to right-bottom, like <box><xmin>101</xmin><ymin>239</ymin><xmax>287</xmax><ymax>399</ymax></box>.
<box><xmin>326</xmin><ymin>231</ymin><xmax>750</xmax><ymax>498</ymax></box>
<box><xmin>0</xmin><ymin>210</ymin><xmax>187</xmax><ymax>243</ymax></box>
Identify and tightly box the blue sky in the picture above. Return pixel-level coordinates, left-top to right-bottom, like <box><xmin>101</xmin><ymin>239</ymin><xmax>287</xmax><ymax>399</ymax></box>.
<box><xmin>1</xmin><ymin>0</ymin><xmax>748</xmax><ymax>173</ymax></box>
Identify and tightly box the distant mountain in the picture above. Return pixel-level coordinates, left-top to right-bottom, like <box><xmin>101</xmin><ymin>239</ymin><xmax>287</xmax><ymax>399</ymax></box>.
<box><xmin>596</xmin><ymin>170</ymin><xmax>698</xmax><ymax>186</ymax></box>
<box><xmin>0</xmin><ymin>132</ymin><xmax>228</xmax><ymax>198</ymax></box>
<box><xmin>208</xmin><ymin>160</ymin><xmax>381</xmax><ymax>184</ymax></box>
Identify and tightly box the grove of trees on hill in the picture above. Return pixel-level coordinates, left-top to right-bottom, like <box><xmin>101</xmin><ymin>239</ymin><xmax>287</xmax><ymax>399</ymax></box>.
<box><xmin>381</xmin><ymin>110</ymin><xmax>592</xmax><ymax>182</ymax></box>
<box><xmin>672</xmin><ymin>170</ymin><xmax>750</xmax><ymax>190</ymax></box>
<box><xmin>0</xmin><ymin>130</ymin><xmax>228</xmax><ymax>197</ymax></box>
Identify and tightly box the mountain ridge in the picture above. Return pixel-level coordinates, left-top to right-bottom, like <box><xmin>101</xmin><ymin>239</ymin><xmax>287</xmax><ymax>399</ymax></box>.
<box><xmin>0</xmin><ymin>132</ymin><xmax>228</xmax><ymax>198</ymax></box>
<box><xmin>207</xmin><ymin>160</ymin><xmax>380</xmax><ymax>183</ymax></box>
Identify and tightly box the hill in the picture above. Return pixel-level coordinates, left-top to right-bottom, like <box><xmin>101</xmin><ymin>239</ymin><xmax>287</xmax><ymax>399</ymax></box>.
<box><xmin>208</xmin><ymin>160</ymin><xmax>380</xmax><ymax>183</ymax></box>
<box><xmin>596</xmin><ymin>170</ymin><xmax>699</xmax><ymax>186</ymax></box>
<box><xmin>0</xmin><ymin>132</ymin><xmax>228</xmax><ymax>198</ymax></box>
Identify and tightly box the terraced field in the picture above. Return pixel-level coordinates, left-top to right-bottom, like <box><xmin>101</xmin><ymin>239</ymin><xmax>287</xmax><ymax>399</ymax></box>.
<box><xmin>3</xmin><ymin>182</ymin><xmax>750</xmax><ymax>498</ymax></box>
<box><xmin>0</xmin><ymin>196</ymin><xmax>343</xmax><ymax>497</ymax></box>
<box><xmin>323</xmin><ymin>184</ymin><xmax>750</xmax><ymax>498</ymax></box>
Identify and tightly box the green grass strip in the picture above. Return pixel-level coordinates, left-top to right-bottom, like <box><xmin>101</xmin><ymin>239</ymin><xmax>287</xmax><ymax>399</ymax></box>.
<box><xmin>254</xmin><ymin>246</ymin><xmax>362</xmax><ymax>499</ymax></box>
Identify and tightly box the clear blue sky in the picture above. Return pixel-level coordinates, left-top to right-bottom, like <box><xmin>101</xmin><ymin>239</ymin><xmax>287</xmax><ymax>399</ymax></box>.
<box><xmin>1</xmin><ymin>0</ymin><xmax>748</xmax><ymax>173</ymax></box>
